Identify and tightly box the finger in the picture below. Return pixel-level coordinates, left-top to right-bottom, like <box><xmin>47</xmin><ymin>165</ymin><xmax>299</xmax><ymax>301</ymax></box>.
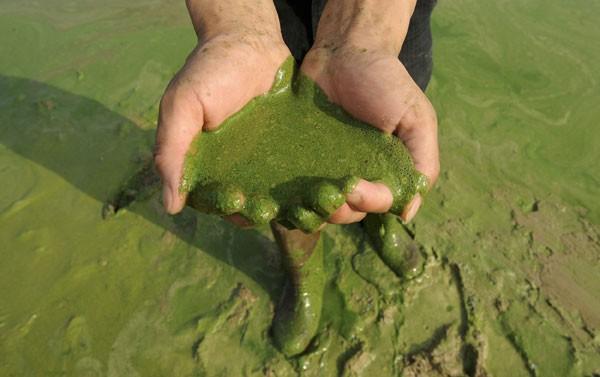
<box><xmin>394</xmin><ymin>96</ymin><xmax>438</xmax><ymax>223</ymax></box>
<box><xmin>345</xmin><ymin>179</ymin><xmax>393</xmax><ymax>213</ymax></box>
<box><xmin>328</xmin><ymin>203</ymin><xmax>367</xmax><ymax>224</ymax></box>
<box><xmin>225</xmin><ymin>214</ymin><xmax>253</xmax><ymax>228</ymax></box>
<box><xmin>154</xmin><ymin>83</ymin><xmax>204</xmax><ymax>214</ymax></box>
<box><xmin>395</xmin><ymin>94</ymin><xmax>440</xmax><ymax>188</ymax></box>
<box><xmin>316</xmin><ymin>222</ymin><xmax>328</xmax><ymax>231</ymax></box>
<box><xmin>401</xmin><ymin>194</ymin><xmax>422</xmax><ymax>223</ymax></box>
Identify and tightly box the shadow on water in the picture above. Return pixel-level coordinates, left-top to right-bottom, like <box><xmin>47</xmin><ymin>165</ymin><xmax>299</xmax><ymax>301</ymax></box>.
<box><xmin>0</xmin><ymin>75</ymin><xmax>283</xmax><ymax>301</ymax></box>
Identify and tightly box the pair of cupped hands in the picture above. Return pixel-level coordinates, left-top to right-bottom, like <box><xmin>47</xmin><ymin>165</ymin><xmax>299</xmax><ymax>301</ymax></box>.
<box><xmin>154</xmin><ymin>0</ymin><xmax>439</xmax><ymax>226</ymax></box>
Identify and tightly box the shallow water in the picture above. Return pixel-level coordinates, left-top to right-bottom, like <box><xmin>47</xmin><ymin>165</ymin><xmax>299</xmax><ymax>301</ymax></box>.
<box><xmin>1</xmin><ymin>0</ymin><xmax>599</xmax><ymax>376</ymax></box>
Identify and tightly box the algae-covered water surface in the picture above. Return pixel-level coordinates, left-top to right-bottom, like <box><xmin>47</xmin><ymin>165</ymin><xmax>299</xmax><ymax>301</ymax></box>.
<box><xmin>1</xmin><ymin>1</ymin><xmax>599</xmax><ymax>376</ymax></box>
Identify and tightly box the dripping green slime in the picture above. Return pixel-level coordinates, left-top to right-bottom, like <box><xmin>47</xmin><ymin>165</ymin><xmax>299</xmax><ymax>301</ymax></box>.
<box><xmin>182</xmin><ymin>57</ymin><xmax>427</xmax><ymax>231</ymax></box>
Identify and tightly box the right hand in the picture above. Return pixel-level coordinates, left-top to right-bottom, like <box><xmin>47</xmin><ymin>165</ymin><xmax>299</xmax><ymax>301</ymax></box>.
<box><xmin>154</xmin><ymin>32</ymin><xmax>290</xmax><ymax>214</ymax></box>
<box><xmin>299</xmin><ymin>0</ymin><xmax>438</xmax><ymax>225</ymax></box>
<box><xmin>301</xmin><ymin>45</ymin><xmax>439</xmax><ymax>224</ymax></box>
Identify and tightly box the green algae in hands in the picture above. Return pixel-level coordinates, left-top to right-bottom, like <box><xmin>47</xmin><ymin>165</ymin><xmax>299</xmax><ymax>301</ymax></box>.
<box><xmin>182</xmin><ymin>57</ymin><xmax>427</xmax><ymax>232</ymax></box>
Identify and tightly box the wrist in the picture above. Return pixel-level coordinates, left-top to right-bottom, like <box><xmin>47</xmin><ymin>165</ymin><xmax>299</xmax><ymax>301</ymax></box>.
<box><xmin>186</xmin><ymin>0</ymin><xmax>284</xmax><ymax>43</ymax></box>
<box><xmin>313</xmin><ymin>0</ymin><xmax>416</xmax><ymax>55</ymax></box>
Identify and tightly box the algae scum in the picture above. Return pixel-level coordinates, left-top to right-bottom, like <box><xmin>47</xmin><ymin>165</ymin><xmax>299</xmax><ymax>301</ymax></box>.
<box><xmin>1</xmin><ymin>0</ymin><xmax>600</xmax><ymax>376</ymax></box>
<box><xmin>183</xmin><ymin>57</ymin><xmax>425</xmax><ymax>231</ymax></box>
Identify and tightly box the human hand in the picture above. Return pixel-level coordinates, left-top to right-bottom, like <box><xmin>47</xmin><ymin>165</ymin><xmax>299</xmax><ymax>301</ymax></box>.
<box><xmin>154</xmin><ymin>0</ymin><xmax>290</xmax><ymax>214</ymax></box>
<box><xmin>300</xmin><ymin>0</ymin><xmax>439</xmax><ymax>224</ymax></box>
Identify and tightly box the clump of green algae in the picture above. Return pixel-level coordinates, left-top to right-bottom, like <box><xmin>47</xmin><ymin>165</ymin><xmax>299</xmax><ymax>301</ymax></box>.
<box><xmin>182</xmin><ymin>57</ymin><xmax>427</xmax><ymax>231</ymax></box>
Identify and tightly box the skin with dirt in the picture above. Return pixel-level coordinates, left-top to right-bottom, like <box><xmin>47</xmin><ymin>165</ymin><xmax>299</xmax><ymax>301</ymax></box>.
<box><xmin>183</xmin><ymin>56</ymin><xmax>426</xmax><ymax>232</ymax></box>
<box><xmin>0</xmin><ymin>0</ymin><xmax>599</xmax><ymax>376</ymax></box>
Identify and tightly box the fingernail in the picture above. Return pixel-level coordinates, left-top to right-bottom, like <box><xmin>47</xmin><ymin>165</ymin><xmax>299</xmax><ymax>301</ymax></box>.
<box><xmin>402</xmin><ymin>195</ymin><xmax>422</xmax><ymax>223</ymax></box>
<box><xmin>317</xmin><ymin>222</ymin><xmax>328</xmax><ymax>231</ymax></box>
<box><xmin>163</xmin><ymin>185</ymin><xmax>174</xmax><ymax>213</ymax></box>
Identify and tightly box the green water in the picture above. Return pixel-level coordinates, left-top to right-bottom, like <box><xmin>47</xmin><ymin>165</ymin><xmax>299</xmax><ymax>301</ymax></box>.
<box><xmin>1</xmin><ymin>0</ymin><xmax>599</xmax><ymax>376</ymax></box>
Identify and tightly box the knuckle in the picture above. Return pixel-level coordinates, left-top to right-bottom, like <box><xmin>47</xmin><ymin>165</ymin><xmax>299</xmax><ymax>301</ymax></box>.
<box><xmin>158</xmin><ymin>91</ymin><xmax>173</xmax><ymax>114</ymax></box>
<box><xmin>347</xmin><ymin>190</ymin><xmax>365</xmax><ymax>210</ymax></box>
<box><xmin>424</xmin><ymin>100</ymin><xmax>438</xmax><ymax>128</ymax></box>
<box><xmin>153</xmin><ymin>152</ymin><xmax>167</xmax><ymax>173</ymax></box>
<box><xmin>153</xmin><ymin>150</ymin><xmax>172</xmax><ymax>177</ymax></box>
<box><xmin>160</xmin><ymin>81</ymin><xmax>201</xmax><ymax>116</ymax></box>
<box><xmin>159</xmin><ymin>78</ymin><xmax>181</xmax><ymax>111</ymax></box>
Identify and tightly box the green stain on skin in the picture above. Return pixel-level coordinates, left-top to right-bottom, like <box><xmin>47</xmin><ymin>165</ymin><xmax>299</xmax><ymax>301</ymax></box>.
<box><xmin>182</xmin><ymin>57</ymin><xmax>426</xmax><ymax>229</ymax></box>
<box><xmin>308</xmin><ymin>181</ymin><xmax>346</xmax><ymax>218</ymax></box>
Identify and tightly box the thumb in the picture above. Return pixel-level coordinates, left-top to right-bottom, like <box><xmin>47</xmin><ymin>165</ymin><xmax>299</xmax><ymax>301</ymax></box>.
<box><xmin>154</xmin><ymin>83</ymin><xmax>204</xmax><ymax>214</ymax></box>
<box><xmin>395</xmin><ymin>94</ymin><xmax>439</xmax><ymax>222</ymax></box>
<box><xmin>395</xmin><ymin>94</ymin><xmax>439</xmax><ymax>189</ymax></box>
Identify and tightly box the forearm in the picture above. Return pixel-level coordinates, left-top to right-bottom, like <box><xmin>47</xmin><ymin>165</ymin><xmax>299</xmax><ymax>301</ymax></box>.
<box><xmin>314</xmin><ymin>0</ymin><xmax>416</xmax><ymax>55</ymax></box>
<box><xmin>186</xmin><ymin>0</ymin><xmax>283</xmax><ymax>40</ymax></box>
